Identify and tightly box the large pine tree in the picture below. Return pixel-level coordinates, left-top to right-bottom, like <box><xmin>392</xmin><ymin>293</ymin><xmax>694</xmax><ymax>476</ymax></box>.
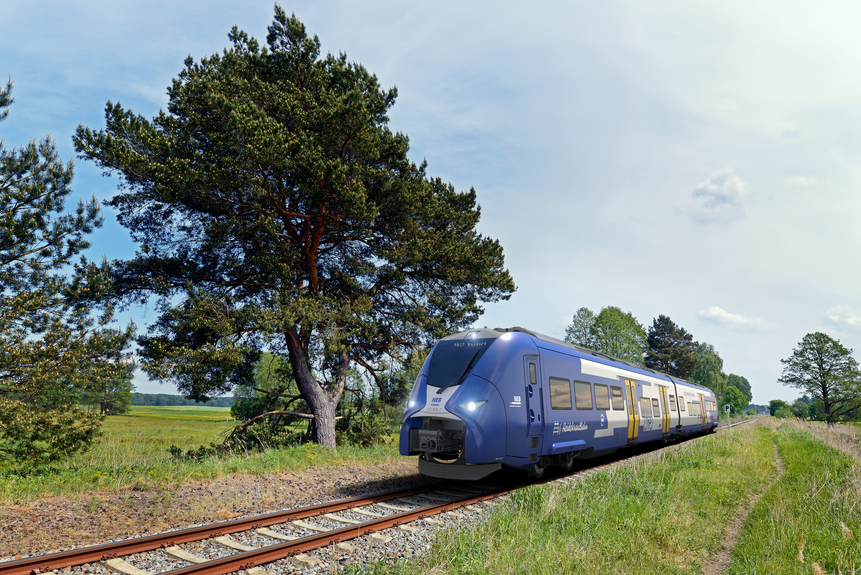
<box><xmin>74</xmin><ymin>9</ymin><xmax>515</xmax><ymax>447</ymax></box>
<box><xmin>0</xmin><ymin>79</ymin><xmax>134</xmax><ymax>462</ymax></box>
<box><xmin>644</xmin><ymin>315</ymin><xmax>700</xmax><ymax>378</ymax></box>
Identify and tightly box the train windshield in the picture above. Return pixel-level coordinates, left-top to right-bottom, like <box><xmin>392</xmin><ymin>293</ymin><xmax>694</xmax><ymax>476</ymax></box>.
<box><xmin>427</xmin><ymin>338</ymin><xmax>494</xmax><ymax>391</ymax></box>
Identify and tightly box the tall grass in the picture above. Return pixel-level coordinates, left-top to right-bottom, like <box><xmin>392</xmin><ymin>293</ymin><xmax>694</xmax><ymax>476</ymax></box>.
<box><xmin>0</xmin><ymin>406</ymin><xmax>403</xmax><ymax>503</ymax></box>
<box><xmin>727</xmin><ymin>422</ymin><xmax>860</xmax><ymax>574</ymax></box>
<box><xmin>360</xmin><ymin>425</ymin><xmax>776</xmax><ymax>574</ymax></box>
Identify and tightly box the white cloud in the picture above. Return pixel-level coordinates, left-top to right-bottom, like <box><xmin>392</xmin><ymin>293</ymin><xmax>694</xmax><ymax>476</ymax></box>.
<box><xmin>784</xmin><ymin>175</ymin><xmax>826</xmax><ymax>187</ymax></box>
<box><xmin>698</xmin><ymin>306</ymin><xmax>772</xmax><ymax>331</ymax></box>
<box><xmin>824</xmin><ymin>305</ymin><xmax>861</xmax><ymax>328</ymax></box>
<box><xmin>686</xmin><ymin>168</ymin><xmax>750</xmax><ymax>225</ymax></box>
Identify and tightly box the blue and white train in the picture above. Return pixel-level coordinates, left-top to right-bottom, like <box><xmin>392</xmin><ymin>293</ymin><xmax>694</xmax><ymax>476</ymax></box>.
<box><xmin>399</xmin><ymin>327</ymin><xmax>719</xmax><ymax>480</ymax></box>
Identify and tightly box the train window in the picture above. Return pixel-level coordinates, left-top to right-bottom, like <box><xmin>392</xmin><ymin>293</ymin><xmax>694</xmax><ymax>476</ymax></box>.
<box><xmin>594</xmin><ymin>384</ymin><xmax>610</xmax><ymax>410</ymax></box>
<box><xmin>549</xmin><ymin>377</ymin><xmax>572</xmax><ymax>410</ymax></box>
<box><xmin>669</xmin><ymin>394</ymin><xmax>676</xmax><ymax>412</ymax></box>
<box><xmin>574</xmin><ymin>381</ymin><xmax>593</xmax><ymax>410</ymax></box>
<box><xmin>679</xmin><ymin>398</ymin><xmax>685</xmax><ymax>411</ymax></box>
<box><xmin>611</xmin><ymin>386</ymin><xmax>625</xmax><ymax>410</ymax></box>
<box><xmin>651</xmin><ymin>398</ymin><xmax>660</xmax><ymax>416</ymax></box>
<box><xmin>529</xmin><ymin>363</ymin><xmax>537</xmax><ymax>385</ymax></box>
<box><xmin>639</xmin><ymin>397</ymin><xmax>651</xmax><ymax>417</ymax></box>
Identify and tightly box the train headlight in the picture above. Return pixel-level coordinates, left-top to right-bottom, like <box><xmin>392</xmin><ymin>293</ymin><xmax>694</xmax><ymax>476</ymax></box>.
<box><xmin>408</xmin><ymin>400</ymin><xmax>416</xmax><ymax>408</ymax></box>
<box><xmin>459</xmin><ymin>400</ymin><xmax>487</xmax><ymax>412</ymax></box>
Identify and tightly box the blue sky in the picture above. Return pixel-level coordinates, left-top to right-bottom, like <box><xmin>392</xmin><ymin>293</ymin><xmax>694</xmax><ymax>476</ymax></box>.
<box><xmin>4</xmin><ymin>1</ymin><xmax>861</xmax><ymax>403</ymax></box>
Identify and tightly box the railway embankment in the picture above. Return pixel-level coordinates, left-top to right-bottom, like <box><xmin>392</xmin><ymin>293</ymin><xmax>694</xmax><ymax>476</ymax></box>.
<box><xmin>361</xmin><ymin>420</ymin><xmax>860</xmax><ymax>575</ymax></box>
<box><xmin>3</xmin><ymin>419</ymin><xmax>859</xmax><ymax>574</ymax></box>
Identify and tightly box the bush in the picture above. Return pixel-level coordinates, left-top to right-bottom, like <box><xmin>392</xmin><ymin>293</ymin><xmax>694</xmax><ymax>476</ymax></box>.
<box><xmin>775</xmin><ymin>406</ymin><xmax>792</xmax><ymax>419</ymax></box>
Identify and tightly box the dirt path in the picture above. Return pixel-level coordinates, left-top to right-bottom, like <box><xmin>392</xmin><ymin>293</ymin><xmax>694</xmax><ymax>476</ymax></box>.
<box><xmin>0</xmin><ymin>460</ymin><xmax>431</xmax><ymax>560</ymax></box>
<box><xmin>701</xmin><ymin>442</ymin><xmax>785</xmax><ymax>575</ymax></box>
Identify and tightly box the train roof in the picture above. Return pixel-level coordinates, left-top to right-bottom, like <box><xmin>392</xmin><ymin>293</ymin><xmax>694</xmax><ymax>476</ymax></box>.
<box><xmin>447</xmin><ymin>326</ymin><xmax>712</xmax><ymax>394</ymax></box>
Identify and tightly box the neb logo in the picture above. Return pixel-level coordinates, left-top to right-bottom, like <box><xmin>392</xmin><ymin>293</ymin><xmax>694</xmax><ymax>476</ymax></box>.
<box><xmin>432</xmin><ymin>397</ymin><xmax>442</xmax><ymax>403</ymax></box>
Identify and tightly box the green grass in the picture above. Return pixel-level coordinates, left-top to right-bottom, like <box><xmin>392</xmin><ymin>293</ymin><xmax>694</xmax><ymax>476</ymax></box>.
<box><xmin>727</xmin><ymin>422</ymin><xmax>861</xmax><ymax>574</ymax></box>
<box><xmin>359</xmin><ymin>425</ymin><xmax>777</xmax><ymax>575</ymax></box>
<box><xmin>0</xmin><ymin>405</ymin><xmax>402</xmax><ymax>503</ymax></box>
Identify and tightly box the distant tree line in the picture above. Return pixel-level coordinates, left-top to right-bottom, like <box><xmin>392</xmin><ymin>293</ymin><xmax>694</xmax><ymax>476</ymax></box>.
<box><xmin>564</xmin><ymin>307</ymin><xmax>752</xmax><ymax>410</ymax></box>
<box><xmin>130</xmin><ymin>393</ymin><xmax>233</xmax><ymax>408</ymax></box>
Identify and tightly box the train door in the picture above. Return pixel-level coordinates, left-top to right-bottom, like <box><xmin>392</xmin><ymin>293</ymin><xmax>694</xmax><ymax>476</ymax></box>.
<box><xmin>624</xmin><ymin>379</ymin><xmax>639</xmax><ymax>443</ymax></box>
<box><xmin>659</xmin><ymin>387</ymin><xmax>670</xmax><ymax>434</ymax></box>
<box><xmin>698</xmin><ymin>393</ymin><xmax>706</xmax><ymax>428</ymax></box>
<box><xmin>524</xmin><ymin>357</ymin><xmax>544</xmax><ymax>442</ymax></box>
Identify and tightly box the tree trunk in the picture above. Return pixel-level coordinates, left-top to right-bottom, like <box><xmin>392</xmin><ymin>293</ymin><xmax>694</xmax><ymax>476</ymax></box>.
<box><xmin>311</xmin><ymin>399</ymin><xmax>337</xmax><ymax>446</ymax></box>
<box><xmin>284</xmin><ymin>326</ymin><xmax>348</xmax><ymax>448</ymax></box>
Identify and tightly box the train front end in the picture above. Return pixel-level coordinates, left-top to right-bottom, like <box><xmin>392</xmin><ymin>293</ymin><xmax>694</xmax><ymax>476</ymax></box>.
<box><xmin>399</xmin><ymin>328</ymin><xmax>526</xmax><ymax>480</ymax></box>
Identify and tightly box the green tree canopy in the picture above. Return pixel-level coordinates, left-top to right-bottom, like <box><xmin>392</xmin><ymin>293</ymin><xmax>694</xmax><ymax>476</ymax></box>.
<box><xmin>768</xmin><ymin>399</ymin><xmax>790</xmax><ymax>416</ymax></box>
<box><xmin>726</xmin><ymin>373</ymin><xmax>752</xmax><ymax>404</ymax></box>
<box><xmin>590</xmin><ymin>306</ymin><xmax>646</xmax><ymax>366</ymax></box>
<box><xmin>690</xmin><ymin>342</ymin><xmax>727</xmax><ymax>403</ymax></box>
<box><xmin>644</xmin><ymin>315</ymin><xmax>700</xmax><ymax>378</ymax></box>
<box><xmin>790</xmin><ymin>398</ymin><xmax>809</xmax><ymax>419</ymax></box>
<box><xmin>73</xmin><ymin>9</ymin><xmax>515</xmax><ymax>447</ymax></box>
<box><xmin>564</xmin><ymin>305</ymin><xmax>645</xmax><ymax>365</ymax></box>
<box><xmin>725</xmin><ymin>386</ymin><xmax>746</xmax><ymax>414</ymax></box>
<box><xmin>82</xmin><ymin>363</ymin><xmax>135</xmax><ymax>415</ymax></box>
<box><xmin>0</xmin><ymin>78</ymin><xmax>134</xmax><ymax>461</ymax></box>
<box><xmin>564</xmin><ymin>307</ymin><xmax>596</xmax><ymax>348</ymax></box>
<box><xmin>778</xmin><ymin>332</ymin><xmax>861</xmax><ymax>428</ymax></box>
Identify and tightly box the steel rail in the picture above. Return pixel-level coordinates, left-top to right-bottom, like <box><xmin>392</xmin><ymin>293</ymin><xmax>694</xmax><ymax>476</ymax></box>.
<box><xmin>0</xmin><ymin>480</ymin><xmax>465</xmax><ymax>575</ymax></box>
<box><xmin>158</xmin><ymin>488</ymin><xmax>508</xmax><ymax>575</ymax></box>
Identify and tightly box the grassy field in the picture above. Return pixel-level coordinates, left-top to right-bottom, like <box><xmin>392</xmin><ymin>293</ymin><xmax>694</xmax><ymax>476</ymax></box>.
<box><xmin>357</xmin><ymin>420</ymin><xmax>860</xmax><ymax>575</ymax></box>
<box><xmin>728</xmin><ymin>421</ymin><xmax>860</xmax><ymax>573</ymax></box>
<box><xmin>0</xmin><ymin>405</ymin><xmax>402</xmax><ymax>504</ymax></box>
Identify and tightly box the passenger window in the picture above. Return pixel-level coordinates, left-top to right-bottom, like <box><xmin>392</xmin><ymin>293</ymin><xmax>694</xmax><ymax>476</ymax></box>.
<box><xmin>669</xmin><ymin>394</ymin><xmax>676</xmax><ymax>412</ymax></box>
<box><xmin>594</xmin><ymin>384</ymin><xmax>610</xmax><ymax>410</ymax></box>
<box><xmin>611</xmin><ymin>386</ymin><xmax>625</xmax><ymax>410</ymax></box>
<box><xmin>679</xmin><ymin>398</ymin><xmax>685</xmax><ymax>411</ymax></box>
<box><xmin>548</xmin><ymin>377</ymin><xmax>572</xmax><ymax>410</ymax></box>
<box><xmin>639</xmin><ymin>397</ymin><xmax>651</xmax><ymax>416</ymax></box>
<box><xmin>574</xmin><ymin>381</ymin><xmax>593</xmax><ymax>410</ymax></box>
<box><xmin>529</xmin><ymin>363</ymin><xmax>537</xmax><ymax>385</ymax></box>
<box><xmin>651</xmin><ymin>397</ymin><xmax>661</xmax><ymax>416</ymax></box>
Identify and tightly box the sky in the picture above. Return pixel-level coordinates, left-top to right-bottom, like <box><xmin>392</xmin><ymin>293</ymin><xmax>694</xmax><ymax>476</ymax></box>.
<box><xmin>3</xmin><ymin>1</ymin><xmax>861</xmax><ymax>403</ymax></box>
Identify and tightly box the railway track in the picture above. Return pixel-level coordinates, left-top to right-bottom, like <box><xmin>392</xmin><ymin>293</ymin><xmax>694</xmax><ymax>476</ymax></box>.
<box><xmin>1</xmin><ymin>417</ymin><xmax>760</xmax><ymax>575</ymax></box>
<box><xmin>0</xmin><ymin>478</ymin><xmax>514</xmax><ymax>575</ymax></box>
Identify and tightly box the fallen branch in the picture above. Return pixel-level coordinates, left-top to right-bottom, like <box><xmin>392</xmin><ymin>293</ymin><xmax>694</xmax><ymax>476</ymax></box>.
<box><xmin>221</xmin><ymin>409</ymin><xmax>341</xmax><ymax>446</ymax></box>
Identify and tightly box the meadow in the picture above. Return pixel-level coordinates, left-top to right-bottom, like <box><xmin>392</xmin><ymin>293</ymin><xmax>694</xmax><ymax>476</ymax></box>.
<box><xmin>0</xmin><ymin>406</ymin><xmax>402</xmax><ymax>504</ymax></box>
